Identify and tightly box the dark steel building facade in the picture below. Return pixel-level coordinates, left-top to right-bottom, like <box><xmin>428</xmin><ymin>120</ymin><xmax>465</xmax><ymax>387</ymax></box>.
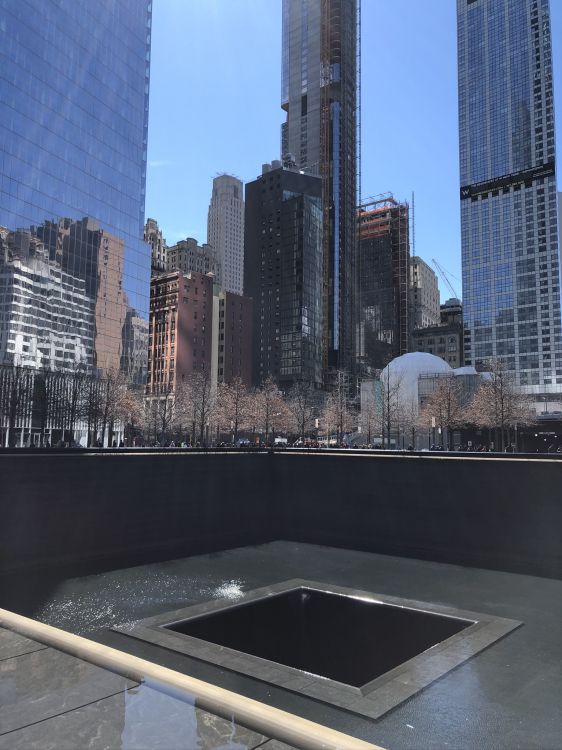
<box><xmin>0</xmin><ymin>0</ymin><xmax>152</xmax><ymax>377</ymax></box>
<box><xmin>458</xmin><ymin>0</ymin><xmax>561</xmax><ymax>395</ymax></box>
<box><xmin>244</xmin><ymin>165</ymin><xmax>323</xmax><ymax>389</ymax></box>
<box><xmin>281</xmin><ymin>0</ymin><xmax>358</xmax><ymax>377</ymax></box>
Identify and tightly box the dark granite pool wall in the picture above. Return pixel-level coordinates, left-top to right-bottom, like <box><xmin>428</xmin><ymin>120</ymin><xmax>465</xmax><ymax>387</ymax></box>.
<box><xmin>1</xmin><ymin>450</ymin><xmax>561</xmax><ymax>579</ymax></box>
<box><xmin>273</xmin><ymin>452</ymin><xmax>562</xmax><ymax>580</ymax></box>
<box><xmin>0</xmin><ymin>452</ymin><xmax>276</xmax><ymax>574</ymax></box>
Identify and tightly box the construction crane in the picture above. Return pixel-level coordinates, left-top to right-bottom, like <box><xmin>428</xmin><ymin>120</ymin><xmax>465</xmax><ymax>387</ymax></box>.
<box><xmin>432</xmin><ymin>259</ymin><xmax>460</xmax><ymax>300</ymax></box>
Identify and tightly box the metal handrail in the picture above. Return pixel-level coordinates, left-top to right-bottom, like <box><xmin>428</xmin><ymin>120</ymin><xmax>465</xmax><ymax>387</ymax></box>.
<box><xmin>0</xmin><ymin>608</ymin><xmax>382</xmax><ymax>750</ymax></box>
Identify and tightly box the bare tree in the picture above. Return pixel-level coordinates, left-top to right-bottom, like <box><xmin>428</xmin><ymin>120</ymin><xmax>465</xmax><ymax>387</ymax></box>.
<box><xmin>251</xmin><ymin>376</ymin><xmax>289</xmax><ymax>445</ymax></box>
<box><xmin>0</xmin><ymin>364</ymin><xmax>34</xmax><ymax>447</ymax></box>
<box><xmin>399</xmin><ymin>396</ymin><xmax>420</xmax><ymax>450</ymax></box>
<box><xmin>465</xmin><ymin>359</ymin><xmax>534</xmax><ymax>451</ymax></box>
<box><xmin>359</xmin><ymin>387</ymin><xmax>381</xmax><ymax>446</ymax></box>
<box><xmin>144</xmin><ymin>381</ymin><xmax>176</xmax><ymax>444</ymax></box>
<box><xmin>31</xmin><ymin>368</ymin><xmax>48</xmax><ymax>446</ymax></box>
<box><xmin>216</xmin><ymin>377</ymin><xmax>251</xmax><ymax>444</ymax></box>
<box><xmin>98</xmin><ymin>368</ymin><xmax>129</xmax><ymax>446</ymax></box>
<box><xmin>320</xmin><ymin>371</ymin><xmax>354</xmax><ymax>446</ymax></box>
<box><xmin>380</xmin><ymin>364</ymin><xmax>403</xmax><ymax>448</ymax></box>
<box><xmin>185</xmin><ymin>368</ymin><xmax>216</xmax><ymax>446</ymax></box>
<box><xmin>60</xmin><ymin>365</ymin><xmax>89</xmax><ymax>444</ymax></box>
<box><xmin>322</xmin><ymin>370</ymin><xmax>354</xmax><ymax>445</ymax></box>
<box><xmin>83</xmin><ymin>374</ymin><xmax>105</xmax><ymax>446</ymax></box>
<box><xmin>115</xmin><ymin>383</ymin><xmax>145</xmax><ymax>445</ymax></box>
<box><xmin>286</xmin><ymin>380</ymin><xmax>316</xmax><ymax>443</ymax></box>
<box><xmin>418</xmin><ymin>375</ymin><xmax>464</xmax><ymax>449</ymax></box>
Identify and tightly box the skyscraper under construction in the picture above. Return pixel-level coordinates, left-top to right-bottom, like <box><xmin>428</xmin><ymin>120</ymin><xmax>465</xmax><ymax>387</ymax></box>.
<box><xmin>357</xmin><ymin>196</ymin><xmax>410</xmax><ymax>372</ymax></box>
<box><xmin>281</xmin><ymin>0</ymin><xmax>359</xmax><ymax>379</ymax></box>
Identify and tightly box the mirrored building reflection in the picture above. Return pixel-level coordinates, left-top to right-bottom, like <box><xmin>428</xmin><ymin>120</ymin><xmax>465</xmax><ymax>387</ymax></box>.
<box><xmin>0</xmin><ymin>0</ymin><xmax>152</xmax><ymax>378</ymax></box>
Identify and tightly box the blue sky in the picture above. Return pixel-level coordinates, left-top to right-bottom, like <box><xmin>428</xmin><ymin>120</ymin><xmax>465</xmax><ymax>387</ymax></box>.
<box><xmin>146</xmin><ymin>0</ymin><xmax>562</xmax><ymax>302</ymax></box>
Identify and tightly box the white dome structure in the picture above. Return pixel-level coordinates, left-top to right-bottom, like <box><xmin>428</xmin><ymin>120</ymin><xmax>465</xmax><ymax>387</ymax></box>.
<box><xmin>381</xmin><ymin>352</ymin><xmax>452</xmax><ymax>412</ymax></box>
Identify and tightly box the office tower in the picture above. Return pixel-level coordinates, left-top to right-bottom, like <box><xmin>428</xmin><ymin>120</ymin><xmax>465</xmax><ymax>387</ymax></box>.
<box><xmin>458</xmin><ymin>0</ymin><xmax>560</xmax><ymax>395</ymax></box>
<box><xmin>0</xmin><ymin>0</ymin><xmax>152</xmax><ymax>376</ymax></box>
<box><xmin>409</xmin><ymin>257</ymin><xmax>441</xmax><ymax>331</ymax></box>
<box><xmin>357</xmin><ymin>196</ymin><xmax>410</xmax><ymax>371</ymax></box>
<box><xmin>166</xmin><ymin>238</ymin><xmax>222</xmax><ymax>287</ymax></box>
<box><xmin>281</xmin><ymin>0</ymin><xmax>358</xmax><ymax>376</ymax></box>
<box><xmin>244</xmin><ymin>163</ymin><xmax>324</xmax><ymax>389</ymax></box>
<box><xmin>207</xmin><ymin>175</ymin><xmax>245</xmax><ymax>295</ymax></box>
<box><xmin>145</xmin><ymin>218</ymin><xmax>167</xmax><ymax>277</ymax></box>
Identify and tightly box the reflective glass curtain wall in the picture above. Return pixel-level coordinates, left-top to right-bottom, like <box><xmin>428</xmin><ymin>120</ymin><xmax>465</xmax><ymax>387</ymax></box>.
<box><xmin>281</xmin><ymin>0</ymin><xmax>358</xmax><ymax>379</ymax></box>
<box><xmin>243</xmin><ymin>167</ymin><xmax>324</xmax><ymax>389</ymax></box>
<box><xmin>0</xmin><ymin>0</ymin><xmax>152</xmax><ymax>378</ymax></box>
<box><xmin>458</xmin><ymin>0</ymin><xmax>560</xmax><ymax>394</ymax></box>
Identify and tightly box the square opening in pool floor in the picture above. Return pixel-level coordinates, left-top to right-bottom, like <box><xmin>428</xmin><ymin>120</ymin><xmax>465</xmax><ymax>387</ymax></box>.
<box><xmin>165</xmin><ymin>587</ymin><xmax>471</xmax><ymax>688</ymax></box>
<box><xmin>119</xmin><ymin>579</ymin><xmax>522</xmax><ymax>720</ymax></box>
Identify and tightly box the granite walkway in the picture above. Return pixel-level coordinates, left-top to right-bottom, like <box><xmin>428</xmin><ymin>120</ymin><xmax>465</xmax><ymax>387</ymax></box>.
<box><xmin>0</xmin><ymin>627</ymin><xmax>295</xmax><ymax>750</ymax></box>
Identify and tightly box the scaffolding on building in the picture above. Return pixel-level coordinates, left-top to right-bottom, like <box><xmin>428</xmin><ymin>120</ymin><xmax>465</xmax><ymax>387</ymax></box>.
<box><xmin>357</xmin><ymin>194</ymin><xmax>410</xmax><ymax>360</ymax></box>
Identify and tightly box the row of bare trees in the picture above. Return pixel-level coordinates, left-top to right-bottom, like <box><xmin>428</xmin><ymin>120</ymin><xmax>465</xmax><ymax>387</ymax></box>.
<box><xmin>0</xmin><ymin>358</ymin><xmax>537</xmax><ymax>449</ymax></box>
<box><xmin>143</xmin><ymin>371</ymin><xmax>361</xmax><ymax>446</ymax></box>
<box><xmin>370</xmin><ymin>358</ymin><xmax>535</xmax><ymax>451</ymax></box>
<box><xmin>417</xmin><ymin>359</ymin><xmax>534</xmax><ymax>450</ymax></box>
<box><xmin>0</xmin><ymin>364</ymin><xmax>136</xmax><ymax>447</ymax></box>
<box><xmin>1</xmin><ymin>362</ymin><xmax>338</xmax><ymax>447</ymax></box>
<box><xmin>143</xmin><ymin>360</ymin><xmax>536</xmax><ymax>450</ymax></box>
<box><xmin>145</xmin><ymin>374</ymin><xmax>309</xmax><ymax>446</ymax></box>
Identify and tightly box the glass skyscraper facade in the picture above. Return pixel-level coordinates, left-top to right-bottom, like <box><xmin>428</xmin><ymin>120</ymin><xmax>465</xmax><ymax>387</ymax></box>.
<box><xmin>458</xmin><ymin>0</ymin><xmax>560</xmax><ymax>394</ymax></box>
<box><xmin>0</xmin><ymin>0</ymin><xmax>151</xmax><ymax>377</ymax></box>
<box><xmin>281</xmin><ymin>0</ymin><xmax>358</xmax><ymax>378</ymax></box>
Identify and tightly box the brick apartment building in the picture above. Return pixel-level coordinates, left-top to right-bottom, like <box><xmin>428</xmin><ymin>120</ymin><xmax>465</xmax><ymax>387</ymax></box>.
<box><xmin>146</xmin><ymin>271</ymin><xmax>252</xmax><ymax>395</ymax></box>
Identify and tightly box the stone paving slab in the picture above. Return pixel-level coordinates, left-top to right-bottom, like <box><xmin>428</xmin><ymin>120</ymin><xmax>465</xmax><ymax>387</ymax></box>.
<box><xmin>0</xmin><ymin>628</ymin><xmax>281</xmax><ymax>749</ymax></box>
<box><xmin>0</xmin><ymin>627</ymin><xmax>47</xmax><ymax>661</ymax></box>
<box><xmin>0</xmin><ymin>683</ymin><xmax>269</xmax><ymax>750</ymax></box>
<box><xmin>0</xmin><ymin>647</ymin><xmax>137</xmax><ymax>734</ymax></box>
